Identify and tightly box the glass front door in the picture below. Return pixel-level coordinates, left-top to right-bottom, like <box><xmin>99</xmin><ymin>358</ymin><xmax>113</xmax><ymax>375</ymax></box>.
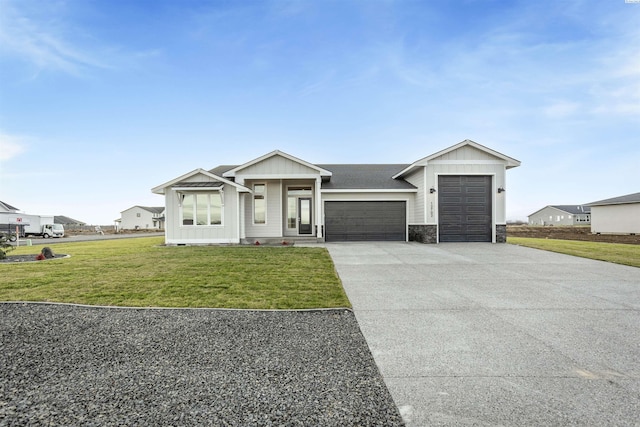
<box><xmin>298</xmin><ymin>198</ymin><xmax>312</xmax><ymax>234</ymax></box>
<box><xmin>286</xmin><ymin>186</ymin><xmax>313</xmax><ymax>235</ymax></box>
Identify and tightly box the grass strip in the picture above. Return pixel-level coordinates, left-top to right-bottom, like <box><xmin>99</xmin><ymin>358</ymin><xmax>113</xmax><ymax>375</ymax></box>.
<box><xmin>0</xmin><ymin>237</ymin><xmax>350</xmax><ymax>309</ymax></box>
<box><xmin>508</xmin><ymin>237</ymin><xmax>640</xmax><ymax>268</ymax></box>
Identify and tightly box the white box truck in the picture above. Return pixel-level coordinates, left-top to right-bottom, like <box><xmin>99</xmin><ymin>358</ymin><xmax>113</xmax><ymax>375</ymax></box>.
<box><xmin>0</xmin><ymin>214</ymin><xmax>64</xmax><ymax>239</ymax></box>
<box><xmin>23</xmin><ymin>215</ymin><xmax>64</xmax><ymax>238</ymax></box>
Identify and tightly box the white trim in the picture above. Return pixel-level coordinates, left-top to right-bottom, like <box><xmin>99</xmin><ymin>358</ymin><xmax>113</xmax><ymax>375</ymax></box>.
<box><xmin>429</xmin><ymin>160</ymin><xmax>508</xmax><ymax>165</ymax></box>
<box><xmin>321</xmin><ymin>188</ymin><xmax>418</xmax><ymax>193</ymax></box>
<box><xmin>253</xmin><ymin>182</ymin><xmax>267</xmax><ymax>226</ymax></box>
<box><xmin>166</xmin><ymin>238</ymin><xmax>240</xmax><ymax>245</ymax></box>
<box><xmin>237</xmin><ymin>189</ymin><xmax>242</xmax><ymax>240</ymax></box>
<box><xmin>423</xmin><ymin>167</ymin><xmax>428</xmax><ymax>224</ymax></box>
<box><xmin>179</xmin><ymin>192</ymin><xmax>224</xmax><ymax>227</ymax></box>
<box><xmin>171</xmin><ymin>186</ymin><xmax>223</xmax><ymax>191</ymax></box>
<box><xmin>235</xmin><ymin>173</ymin><xmax>325</xmax><ymax>180</ymax></box>
<box><xmin>315</xmin><ymin>178</ymin><xmax>322</xmax><ymax>238</ymax></box>
<box><xmin>285</xmin><ymin>184</ymin><xmax>314</xmax><ymax>236</ymax></box>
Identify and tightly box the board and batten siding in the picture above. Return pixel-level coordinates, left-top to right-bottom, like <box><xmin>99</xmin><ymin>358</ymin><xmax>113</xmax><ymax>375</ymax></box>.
<box><xmin>433</xmin><ymin>144</ymin><xmax>497</xmax><ymax>161</ymax></box>
<box><xmin>243</xmin><ymin>180</ymin><xmax>283</xmax><ymax>237</ymax></box>
<box><xmin>591</xmin><ymin>204</ymin><xmax>640</xmax><ymax>234</ymax></box>
<box><xmin>164</xmin><ymin>174</ymin><xmax>240</xmax><ymax>244</ymax></box>
<box><xmin>403</xmin><ymin>169</ymin><xmax>425</xmax><ymax>224</ymax></box>
<box><xmin>237</xmin><ymin>154</ymin><xmax>320</xmax><ymax>176</ymax></box>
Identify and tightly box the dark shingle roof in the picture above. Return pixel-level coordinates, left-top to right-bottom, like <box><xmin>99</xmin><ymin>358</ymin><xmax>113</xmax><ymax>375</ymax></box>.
<box><xmin>0</xmin><ymin>201</ymin><xmax>19</xmax><ymax>211</ymax></box>
<box><xmin>585</xmin><ymin>192</ymin><xmax>640</xmax><ymax>206</ymax></box>
<box><xmin>550</xmin><ymin>205</ymin><xmax>591</xmax><ymax>215</ymax></box>
<box><xmin>174</xmin><ymin>182</ymin><xmax>224</xmax><ymax>188</ymax></box>
<box><xmin>139</xmin><ymin>206</ymin><xmax>165</xmax><ymax>214</ymax></box>
<box><xmin>318</xmin><ymin>164</ymin><xmax>415</xmax><ymax>190</ymax></box>
<box><xmin>209</xmin><ymin>165</ymin><xmax>237</xmax><ymax>176</ymax></box>
<box><xmin>206</xmin><ymin>163</ymin><xmax>416</xmax><ymax>190</ymax></box>
<box><xmin>54</xmin><ymin>215</ymin><xmax>86</xmax><ymax>225</ymax></box>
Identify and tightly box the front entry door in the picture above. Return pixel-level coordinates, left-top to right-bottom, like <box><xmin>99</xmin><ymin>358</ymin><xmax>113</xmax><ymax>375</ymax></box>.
<box><xmin>298</xmin><ymin>198</ymin><xmax>312</xmax><ymax>234</ymax></box>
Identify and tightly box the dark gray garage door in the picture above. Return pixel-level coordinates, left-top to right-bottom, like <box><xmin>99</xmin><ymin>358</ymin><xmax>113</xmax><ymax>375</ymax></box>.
<box><xmin>439</xmin><ymin>176</ymin><xmax>492</xmax><ymax>242</ymax></box>
<box><xmin>324</xmin><ymin>201</ymin><xmax>406</xmax><ymax>242</ymax></box>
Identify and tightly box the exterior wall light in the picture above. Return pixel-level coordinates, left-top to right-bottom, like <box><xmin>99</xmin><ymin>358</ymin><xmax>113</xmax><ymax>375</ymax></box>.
<box><xmin>430</xmin><ymin>187</ymin><xmax>437</xmax><ymax>193</ymax></box>
<box><xmin>498</xmin><ymin>187</ymin><xmax>506</xmax><ymax>193</ymax></box>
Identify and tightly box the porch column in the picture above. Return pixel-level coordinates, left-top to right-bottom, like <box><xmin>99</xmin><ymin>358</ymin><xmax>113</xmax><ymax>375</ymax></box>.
<box><xmin>239</xmin><ymin>193</ymin><xmax>245</xmax><ymax>239</ymax></box>
<box><xmin>315</xmin><ymin>178</ymin><xmax>322</xmax><ymax>239</ymax></box>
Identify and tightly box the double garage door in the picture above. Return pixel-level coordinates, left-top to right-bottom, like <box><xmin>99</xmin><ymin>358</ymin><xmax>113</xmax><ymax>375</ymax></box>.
<box><xmin>324</xmin><ymin>201</ymin><xmax>406</xmax><ymax>242</ymax></box>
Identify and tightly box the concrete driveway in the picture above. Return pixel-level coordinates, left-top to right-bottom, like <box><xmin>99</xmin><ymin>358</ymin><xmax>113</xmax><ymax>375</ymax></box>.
<box><xmin>326</xmin><ymin>242</ymin><xmax>640</xmax><ymax>426</ymax></box>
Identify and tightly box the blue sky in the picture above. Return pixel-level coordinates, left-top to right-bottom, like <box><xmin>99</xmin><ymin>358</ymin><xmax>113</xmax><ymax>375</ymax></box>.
<box><xmin>1</xmin><ymin>0</ymin><xmax>638</xmax><ymax>225</ymax></box>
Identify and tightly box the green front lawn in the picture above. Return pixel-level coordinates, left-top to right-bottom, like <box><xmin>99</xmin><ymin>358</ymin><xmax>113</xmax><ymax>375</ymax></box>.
<box><xmin>0</xmin><ymin>237</ymin><xmax>349</xmax><ymax>309</ymax></box>
<box><xmin>508</xmin><ymin>237</ymin><xmax>640</xmax><ymax>268</ymax></box>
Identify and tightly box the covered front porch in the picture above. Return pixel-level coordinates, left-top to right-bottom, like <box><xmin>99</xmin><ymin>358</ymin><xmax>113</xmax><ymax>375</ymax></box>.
<box><xmin>239</xmin><ymin>179</ymin><xmax>323</xmax><ymax>243</ymax></box>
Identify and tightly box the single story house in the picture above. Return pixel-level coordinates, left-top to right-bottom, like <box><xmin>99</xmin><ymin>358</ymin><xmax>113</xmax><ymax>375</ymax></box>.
<box><xmin>585</xmin><ymin>192</ymin><xmax>640</xmax><ymax>235</ymax></box>
<box><xmin>0</xmin><ymin>201</ymin><xmax>20</xmax><ymax>213</ymax></box>
<box><xmin>151</xmin><ymin>139</ymin><xmax>520</xmax><ymax>245</ymax></box>
<box><xmin>54</xmin><ymin>215</ymin><xmax>86</xmax><ymax>227</ymax></box>
<box><xmin>528</xmin><ymin>205</ymin><xmax>591</xmax><ymax>226</ymax></box>
<box><xmin>116</xmin><ymin>206</ymin><xmax>165</xmax><ymax>230</ymax></box>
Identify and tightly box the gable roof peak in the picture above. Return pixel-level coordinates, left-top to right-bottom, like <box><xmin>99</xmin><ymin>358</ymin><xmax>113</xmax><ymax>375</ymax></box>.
<box><xmin>151</xmin><ymin>168</ymin><xmax>250</xmax><ymax>194</ymax></box>
<box><xmin>392</xmin><ymin>139</ymin><xmax>521</xmax><ymax>179</ymax></box>
<box><xmin>222</xmin><ymin>150</ymin><xmax>332</xmax><ymax>178</ymax></box>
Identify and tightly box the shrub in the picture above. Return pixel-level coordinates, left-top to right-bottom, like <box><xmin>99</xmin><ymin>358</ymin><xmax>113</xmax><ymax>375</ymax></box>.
<box><xmin>0</xmin><ymin>233</ymin><xmax>14</xmax><ymax>260</ymax></box>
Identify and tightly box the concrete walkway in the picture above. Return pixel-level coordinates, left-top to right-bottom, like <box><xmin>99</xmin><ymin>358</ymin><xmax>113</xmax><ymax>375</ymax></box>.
<box><xmin>326</xmin><ymin>242</ymin><xmax>640</xmax><ymax>426</ymax></box>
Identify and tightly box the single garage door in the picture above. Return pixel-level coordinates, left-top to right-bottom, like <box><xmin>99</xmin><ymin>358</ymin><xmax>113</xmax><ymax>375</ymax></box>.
<box><xmin>439</xmin><ymin>175</ymin><xmax>492</xmax><ymax>242</ymax></box>
<box><xmin>324</xmin><ymin>201</ymin><xmax>406</xmax><ymax>242</ymax></box>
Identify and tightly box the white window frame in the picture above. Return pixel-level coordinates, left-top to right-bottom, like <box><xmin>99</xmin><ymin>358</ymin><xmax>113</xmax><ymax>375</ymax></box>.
<box><xmin>253</xmin><ymin>183</ymin><xmax>267</xmax><ymax>225</ymax></box>
<box><xmin>180</xmin><ymin>192</ymin><xmax>223</xmax><ymax>226</ymax></box>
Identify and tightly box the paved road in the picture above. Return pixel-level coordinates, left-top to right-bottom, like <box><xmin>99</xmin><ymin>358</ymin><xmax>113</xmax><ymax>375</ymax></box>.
<box><xmin>17</xmin><ymin>232</ymin><xmax>164</xmax><ymax>245</ymax></box>
<box><xmin>327</xmin><ymin>242</ymin><xmax>640</xmax><ymax>426</ymax></box>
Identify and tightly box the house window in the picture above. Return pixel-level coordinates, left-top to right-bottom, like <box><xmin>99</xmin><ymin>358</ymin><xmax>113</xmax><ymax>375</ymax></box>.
<box><xmin>254</xmin><ymin>184</ymin><xmax>266</xmax><ymax>224</ymax></box>
<box><xmin>181</xmin><ymin>193</ymin><xmax>222</xmax><ymax>226</ymax></box>
<box><xmin>137</xmin><ymin>213</ymin><xmax>141</xmax><ymax>217</ymax></box>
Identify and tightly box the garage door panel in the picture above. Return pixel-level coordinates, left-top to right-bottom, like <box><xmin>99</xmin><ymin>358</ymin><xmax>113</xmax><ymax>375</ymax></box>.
<box><xmin>467</xmin><ymin>206</ymin><xmax>489</xmax><ymax>214</ymax></box>
<box><xmin>439</xmin><ymin>176</ymin><xmax>492</xmax><ymax>242</ymax></box>
<box><xmin>325</xmin><ymin>201</ymin><xmax>406</xmax><ymax>242</ymax></box>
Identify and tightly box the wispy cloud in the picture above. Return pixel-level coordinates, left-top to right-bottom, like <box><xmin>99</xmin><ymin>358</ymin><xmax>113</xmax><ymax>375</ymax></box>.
<box><xmin>0</xmin><ymin>2</ymin><xmax>110</xmax><ymax>76</ymax></box>
<box><xmin>0</xmin><ymin>132</ymin><xmax>28</xmax><ymax>161</ymax></box>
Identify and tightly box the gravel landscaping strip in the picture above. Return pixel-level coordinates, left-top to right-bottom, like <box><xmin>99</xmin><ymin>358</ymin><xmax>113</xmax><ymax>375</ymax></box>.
<box><xmin>0</xmin><ymin>303</ymin><xmax>404</xmax><ymax>426</ymax></box>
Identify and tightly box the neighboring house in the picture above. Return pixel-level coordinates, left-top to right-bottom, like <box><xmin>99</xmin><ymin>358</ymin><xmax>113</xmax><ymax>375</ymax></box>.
<box><xmin>528</xmin><ymin>205</ymin><xmax>591</xmax><ymax>226</ymax></box>
<box><xmin>152</xmin><ymin>140</ymin><xmax>520</xmax><ymax>244</ymax></box>
<box><xmin>0</xmin><ymin>201</ymin><xmax>20</xmax><ymax>213</ymax></box>
<box><xmin>54</xmin><ymin>215</ymin><xmax>86</xmax><ymax>226</ymax></box>
<box><xmin>585</xmin><ymin>192</ymin><xmax>640</xmax><ymax>235</ymax></box>
<box><xmin>117</xmin><ymin>206</ymin><xmax>165</xmax><ymax>230</ymax></box>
